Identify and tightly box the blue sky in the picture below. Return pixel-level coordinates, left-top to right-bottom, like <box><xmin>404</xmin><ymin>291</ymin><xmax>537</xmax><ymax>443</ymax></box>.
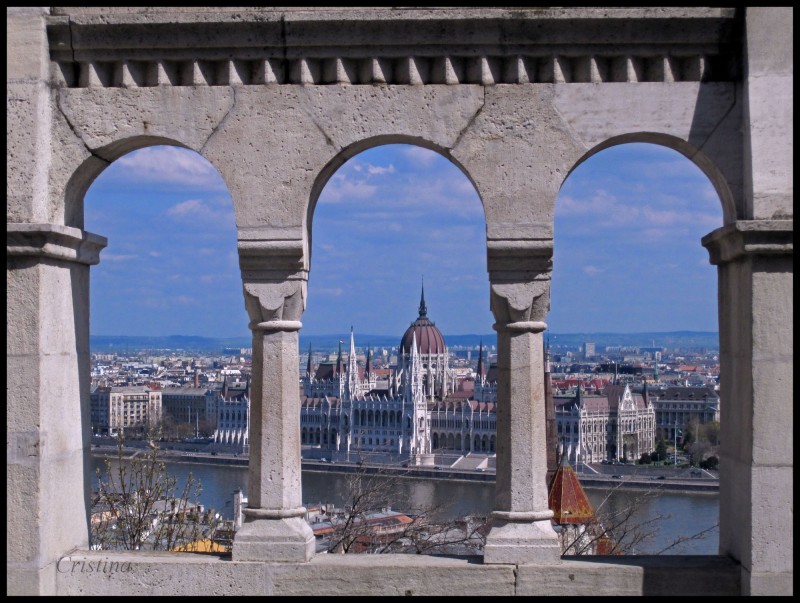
<box><xmin>85</xmin><ymin>143</ymin><xmax>721</xmax><ymax>339</ymax></box>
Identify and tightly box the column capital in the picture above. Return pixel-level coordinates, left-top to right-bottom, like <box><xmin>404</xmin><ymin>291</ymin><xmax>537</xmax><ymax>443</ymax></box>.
<box><xmin>490</xmin><ymin>279</ymin><xmax>551</xmax><ymax>326</ymax></box>
<box><xmin>238</xmin><ymin>227</ymin><xmax>309</xmax><ymax>329</ymax></box>
<box><xmin>701</xmin><ymin>219</ymin><xmax>793</xmax><ymax>265</ymax></box>
<box><xmin>7</xmin><ymin>223</ymin><xmax>107</xmax><ymax>265</ymax></box>
<box><xmin>243</xmin><ymin>281</ymin><xmax>307</xmax><ymax>329</ymax></box>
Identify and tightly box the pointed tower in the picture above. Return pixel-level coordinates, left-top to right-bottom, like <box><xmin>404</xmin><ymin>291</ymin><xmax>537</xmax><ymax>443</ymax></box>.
<box><xmin>419</xmin><ymin>275</ymin><xmax>427</xmax><ymax>318</ymax></box>
<box><xmin>335</xmin><ymin>338</ymin><xmax>345</xmax><ymax>399</ymax></box>
<box><xmin>335</xmin><ymin>339</ymin><xmax>344</xmax><ymax>377</ymax></box>
<box><xmin>346</xmin><ymin>326</ymin><xmax>359</xmax><ymax>400</ymax></box>
<box><xmin>549</xmin><ymin>454</ymin><xmax>595</xmax><ymax>523</ymax></box>
<box><xmin>365</xmin><ymin>344</ymin><xmax>373</xmax><ymax>390</ymax></box>
<box><xmin>406</xmin><ymin>331</ymin><xmax>430</xmax><ymax>462</ymax></box>
<box><xmin>306</xmin><ymin>342</ymin><xmax>313</xmax><ymax>381</ymax></box>
<box><xmin>476</xmin><ymin>340</ymin><xmax>485</xmax><ymax>384</ymax></box>
<box><xmin>399</xmin><ymin>276</ymin><xmax>448</xmax><ymax>400</ymax></box>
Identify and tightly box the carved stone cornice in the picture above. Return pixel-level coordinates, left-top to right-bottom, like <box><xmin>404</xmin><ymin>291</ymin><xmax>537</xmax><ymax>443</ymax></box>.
<box><xmin>7</xmin><ymin>223</ymin><xmax>107</xmax><ymax>265</ymax></box>
<box><xmin>701</xmin><ymin>220</ymin><xmax>793</xmax><ymax>265</ymax></box>
<box><xmin>46</xmin><ymin>8</ymin><xmax>739</xmax><ymax>88</ymax></box>
<box><xmin>238</xmin><ymin>226</ymin><xmax>306</xmax><ymax>275</ymax></box>
<box><xmin>487</xmin><ymin>238</ymin><xmax>553</xmax><ymax>283</ymax></box>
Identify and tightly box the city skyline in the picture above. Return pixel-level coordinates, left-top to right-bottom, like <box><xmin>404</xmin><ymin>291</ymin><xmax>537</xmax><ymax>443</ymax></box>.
<box><xmin>85</xmin><ymin>142</ymin><xmax>721</xmax><ymax>339</ymax></box>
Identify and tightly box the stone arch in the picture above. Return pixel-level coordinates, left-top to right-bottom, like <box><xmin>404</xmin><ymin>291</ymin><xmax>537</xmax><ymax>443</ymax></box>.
<box><xmin>302</xmin><ymin>138</ymin><xmax>490</xmax><ymax>315</ymax></box>
<box><xmin>306</xmin><ymin>136</ymin><xmax>486</xmax><ymax>244</ymax></box>
<box><xmin>64</xmin><ymin>136</ymin><xmax>235</xmax><ymax>231</ymax></box>
<box><xmin>6</xmin><ymin>8</ymin><xmax>792</xmax><ymax>595</ymax></box>
<box><xmin>562</xmin><ymin>133</ymin><xmax>736</xmax><ymax>226</ymax></box>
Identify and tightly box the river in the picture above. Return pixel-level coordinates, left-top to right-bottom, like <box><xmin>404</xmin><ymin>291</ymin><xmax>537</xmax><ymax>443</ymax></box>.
<box><xmin>91</xmin><ymin>457</ymin><xmax>719</xmax><ymax>555</ymax></box>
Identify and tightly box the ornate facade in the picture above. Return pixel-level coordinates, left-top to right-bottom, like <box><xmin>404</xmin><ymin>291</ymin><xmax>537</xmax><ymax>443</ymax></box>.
<box><xmin>300</xmin><ymin>287</ymin><xmax>499</xmax><ymax>462</ymax></box>
<box><xmin>213</xmin><ymin>379</ymin><xmax>250</xmax><ymax>453</ymax></box>
<box><xmin>554</xmin><ymin>383</ymin><xmax>656</xmax><ymax>465</ymax></box>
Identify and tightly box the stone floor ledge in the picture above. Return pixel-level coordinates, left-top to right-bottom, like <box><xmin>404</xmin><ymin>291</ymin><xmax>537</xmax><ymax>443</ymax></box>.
<box><xmin>53</xmin><ymin>550</ymin><xmax>742</xmax><ymax>596</ymax></box>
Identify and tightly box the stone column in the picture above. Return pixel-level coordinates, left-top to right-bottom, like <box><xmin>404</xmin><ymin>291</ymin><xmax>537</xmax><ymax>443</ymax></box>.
<box><xmin>232</xmin><ymin>234</ymin><xmax>314</xmax><ymax>562</ymax></box>
<box><xmin>482</xmin><ymin>238</ymin><xmax>561</xmax><ymax>564</ymax></box>
<box><xmin>7</xmin><ymin>224</ymin><xmax>106</xmax><ymax>595</ymax></box>
<box><xmin>702</xmin><ymin>220</ymin><xmax>793</xmax><ymax>595</ymax></box>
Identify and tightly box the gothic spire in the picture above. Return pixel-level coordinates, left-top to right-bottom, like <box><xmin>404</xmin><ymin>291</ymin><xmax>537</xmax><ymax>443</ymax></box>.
<box><xmin>306</xmin><ymin>342</ymin><xmax>313</xmax><ymax>378</ymax></box>
<box><xmin>476</xmin><ymin>339</ymin><xmax>485</xmax><ymax>381</ymax></box>
<box><xmin>347</xmin><ymin>326</ymin><xmax>359</xmax><ymax>398</ymax></box>
<box><xmin>336</xmin><ymin>338</ymin><xmax>344</xmax><ymax>377</ymax></box>
<box><xmin>418</xmin><ymin>275</ymin><xmax>427</xmax><ymax>318</ymax></box>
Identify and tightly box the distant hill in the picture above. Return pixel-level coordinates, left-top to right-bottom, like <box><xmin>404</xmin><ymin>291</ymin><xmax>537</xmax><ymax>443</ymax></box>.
<box><xmin>91</xmin><ymin>331</ymin><xmax>718</xmax><ymax>354</ymax></box>
<box><xmin>90</xmin><ymin>335</ymin><xmax>251</xmax><ymax>353</ymax></box>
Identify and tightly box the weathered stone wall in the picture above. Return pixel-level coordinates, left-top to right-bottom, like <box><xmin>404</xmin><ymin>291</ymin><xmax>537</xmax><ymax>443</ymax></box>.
<box><xmin>7</xmin><ymin>7</ymin><xmax>792</xmax><ymax>596</ymax></box>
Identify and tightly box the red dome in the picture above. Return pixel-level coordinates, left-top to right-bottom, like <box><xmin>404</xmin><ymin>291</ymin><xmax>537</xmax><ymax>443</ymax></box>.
<box><xmin>400</xmin><ymin>282</ymin><xmax>446</xmax><ymax>355</ymax></box>
<box><xmin>401</xmin><ymin>317</ymin><xmax>446</xmax><ymax>355</ymax></box>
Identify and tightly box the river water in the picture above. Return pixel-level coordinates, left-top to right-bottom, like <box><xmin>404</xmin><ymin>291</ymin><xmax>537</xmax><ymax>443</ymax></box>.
<box><xmin>91</xmin><ymin>457</ymin><xmax>719</xmax><ymax>555</ymax></box>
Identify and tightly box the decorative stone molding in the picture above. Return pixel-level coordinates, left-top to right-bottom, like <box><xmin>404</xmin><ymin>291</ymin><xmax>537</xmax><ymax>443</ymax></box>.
<box><xmin>701</xmin><ymin>220</ymin><xmax>793</xmax><ymax>265</ymax></box>
<box><xmin>490</xmin><ymin>280</ymin><xmax>551</xmax><ymax>327</ymax></box>
<box><xmin>239</xmin><ymin>228</ymin><xmax>308</xmax><ymax>330</ymax></box>
<box><xmin>492</xmin><ymin>510</ymin><xmax>554</xmax><ymax>522</ymax></box>
<box><xmin>7</xmin><ymin>223</ymin><xmax>107</xmax><ymax>265</ymax></box>
<box><xmin>242</xmin><ymin>507</ymin><xmax>307</xmax><ymax>520</ymax></box>
<box><xmin>238</xmin><ymin>235</ymin><xmax>305</xmax><ymax>281</ymax></box>
<box><xmin>45</xmin><ymin>8</ymin><xmax>739</xmax><ymax>88</ymax></box>
<box><xmin>243</xmin><ymin>281</ymin><xmax>307</xmax><ymax>329</ymax></box>
<box><xmin>50</xmin><ymin>54</ymin><xmax>729</xmax><ymax>89</ymax></box>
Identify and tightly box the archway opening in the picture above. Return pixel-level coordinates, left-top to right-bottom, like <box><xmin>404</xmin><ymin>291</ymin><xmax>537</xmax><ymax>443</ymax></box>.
<box><xmin>84</xmin><ymin>144</ymin><xmax>251</xmax><ymax>518</ymax></box>
<box><xmin>301</xmin><ymin>143</ymin><xmax>496</xmax><ymax>542</ymax></box>
<box><xmin>552</xmin><ymin>141</ymin><xmax>722</xmax><ymax>556</ymax></box>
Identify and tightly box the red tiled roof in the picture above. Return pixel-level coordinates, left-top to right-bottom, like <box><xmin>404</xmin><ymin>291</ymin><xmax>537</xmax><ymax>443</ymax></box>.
<box><xmin>548</xmin><ymin>455</ymin><xmax>596</xmax><ymax>525</ymax></box>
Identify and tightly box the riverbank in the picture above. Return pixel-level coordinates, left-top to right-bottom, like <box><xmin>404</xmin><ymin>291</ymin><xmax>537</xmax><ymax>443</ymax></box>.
<box><xmin>90</xmin><ymin>443</ymin><xmax>718</xmax><ymax>491</ymax></box>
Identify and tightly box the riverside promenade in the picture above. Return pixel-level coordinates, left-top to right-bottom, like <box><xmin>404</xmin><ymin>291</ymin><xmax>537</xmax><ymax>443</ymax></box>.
<box><xmin>91</xmin><ymin>438</ymin><xmax>718</xmax><ymax>491</ymax></box>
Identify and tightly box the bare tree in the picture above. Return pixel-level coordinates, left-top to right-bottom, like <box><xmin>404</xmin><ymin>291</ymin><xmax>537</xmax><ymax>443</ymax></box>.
<box><xmin>92</xmin><ymin>430</ymin><xmax>216</xmax><ymax>551</ymax></box>
<box><xmin>558</xmin><ymin>481</ymin><xmax>718</xmax><ymax>556</ymax></box>
<box><xmin>323</xmin><ymin>463</ymin><xmax>487</xmax><ymax>555</ymax></box>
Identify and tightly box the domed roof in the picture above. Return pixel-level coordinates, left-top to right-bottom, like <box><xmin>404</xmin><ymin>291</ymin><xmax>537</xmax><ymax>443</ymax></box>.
<box><xmin>400</xmin><ymin>282</ymin><xmax>446</xmax><ymax>355</ymax></box>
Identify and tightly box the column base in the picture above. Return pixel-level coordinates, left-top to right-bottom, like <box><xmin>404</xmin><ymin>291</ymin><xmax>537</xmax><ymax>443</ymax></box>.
<box><xmin>483</xmin><ymin>518</ymin><xmax>562</xmax><ymax>565</ymax></box>
<box><xmin>232</xmin><ymin>516</ymin><xmax>315</xmax><ymax>562</ymax></box>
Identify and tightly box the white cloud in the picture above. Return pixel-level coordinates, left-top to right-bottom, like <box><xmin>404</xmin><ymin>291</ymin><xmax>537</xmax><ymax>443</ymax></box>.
<box><xmin>172</xmin><ymin>295</ymin><xmax>197</xmax><ymax>305</ymax></box>
<box><xmin>166</xmin><ymin>198</ymin><xmax>234</xmax><ymax>225</ymax></box>
<box><xmin>102</xmin><ymin>253</ymin><xmax>138</xmax><ymax>261</ymax></box>
<box><xmin>320</xmin><ymin>173</ymin><xmax>378</xmax><ymax>203</ymax></box>
<box><xmin>149</xmin><ymin>251</ymin><xmax>161</xmax><ymax>257</ymax></box>
<box><xmin>557</xmin><ymin>190</ymin><xmax>719</xmax><ymax>232</ymax></box>
<box><xmin>583</xmin><ymin>265</ymin><xmax>603</xmax><ymax>276</ymax></box>
<box><xmin>315</xmin><ymin>287</ymin><xmax>344</xmax><ymax>297</ymax></box>
<box><xmin>113</xmin><ymin>146</ymin><xmax>227</xmax><ymax>190</ymax></box>
<box><xmin>367</xmin><ymin>164</ymin><xmax>396</xmax><ymax>176</ymax></box>
<box><xmin>403</xmin><ymin>146</ymin><xmax>439</xmax><ymax>167</ymax></box>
